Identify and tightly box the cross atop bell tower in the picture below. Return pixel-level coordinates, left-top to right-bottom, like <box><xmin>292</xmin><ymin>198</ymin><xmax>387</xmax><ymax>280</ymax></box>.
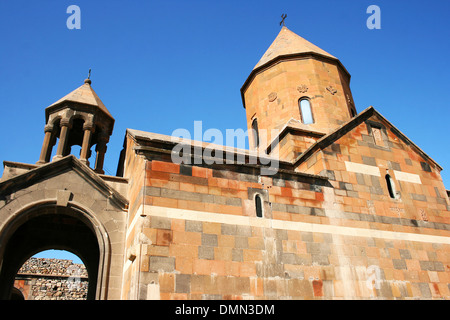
<box><xmin>36</xmin><ymin>76</ymin><xmax>114</xmax><ymax>174</ymax></box>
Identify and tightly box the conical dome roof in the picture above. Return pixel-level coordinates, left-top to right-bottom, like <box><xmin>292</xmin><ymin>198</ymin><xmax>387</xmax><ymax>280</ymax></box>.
<box><xmin>46</xmin><ymin>79</ymin><xmax>114</xmax><ymax>120</ymax></box>
<box><xmin>254</xmin><ymin>26</ymin><xmax>337</xmax><ymax>70</ymax></box>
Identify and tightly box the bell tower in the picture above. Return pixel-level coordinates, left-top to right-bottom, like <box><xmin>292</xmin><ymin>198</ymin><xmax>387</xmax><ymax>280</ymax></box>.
<box><xmin>36</xmin><ymin>76</ymin><xmax>114</xmax><ymax>174</ymax></box>
<box><xmin>241</xmin><ymin>26</ymin><xmax>357</xmax><ymax>161</ymax></box>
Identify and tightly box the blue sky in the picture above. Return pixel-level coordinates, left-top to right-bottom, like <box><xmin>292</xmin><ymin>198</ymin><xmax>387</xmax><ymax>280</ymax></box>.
<box><xmin>0</xmin><ymin>1</ymin><xmax>449</xmax><ymax>261</ymax></box>
<box><xmin>33</xmin><ymin>249</ymin><xmax>83</xmax><ymax>264</ymax></box>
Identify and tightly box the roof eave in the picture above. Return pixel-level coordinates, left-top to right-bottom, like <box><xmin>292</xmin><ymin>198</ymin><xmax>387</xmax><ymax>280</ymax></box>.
<box><xmin>45</xmin><ymin>100</ymin><xmax>115</xmax><ymax>123</ymax></box>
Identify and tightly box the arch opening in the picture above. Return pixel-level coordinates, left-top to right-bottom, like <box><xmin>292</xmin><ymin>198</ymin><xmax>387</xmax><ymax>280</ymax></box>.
<box><xmin>0</xmin><ymin>204</ymin><xmax>103</xmax><ymax>300</ymax></box>
<box><xmin>14</xmin><ymin>249</ymin><xmax>88</xmax><ymax>300</ymax></box>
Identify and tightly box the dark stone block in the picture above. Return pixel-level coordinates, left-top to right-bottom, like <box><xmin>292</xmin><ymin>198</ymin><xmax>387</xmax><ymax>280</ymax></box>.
<box><xmin>389</xmin><ymin>161</ymin><xmax>401</xmax><ymax>171</ymax></box>
<box><xmin>232</xmin><ymin>248</ymin><xmax>243</xmax><ymax>262</ymax></box>
<box><xmin>410</xmin><ymin>193</ymin><xmax>426</xmax><ymax>201</ymax></box>
<box><xmin>355</xmin><ymin>173</ymin><xmax>366</xmax><ymax>185</ymax></box>
<box><xmin>311</xmin><ymin>254</ymin><xmax>329</xmax><ymax>265</ymax></box>
<box><xmin>301</xmin><ymin>232</ymin><xmax>314</xmax><ymax>242</ymax></box>
<box><xmin>393</xmin><ymin>259</ymin><xmax>407</xmax><ymax>270</ymax></box>
<box><xmin>362</xmin><ymin>156</ymin><xmax>377</xmax><ymax>166</ymax></box>
<box><xmin>149</xmin><ymin>256</ymin><xmax>175</xmax><ymax>272</ymax></box>
<box><xmin>202</xmin><ymin>233</ymin><xmax>218</xmax><ymax>247</ymax></box>
<box><xmin>419</xmin><ymin>260</ymin><xmax>434</xmax><ymax>271</ymax></box>
<box><xmin>433</xmin><ymin>261</ymin><xmax>445</xmax><ymax>272</ymax></box>
<box><xmin>185</xmin><ymin>220</ymin><xmax>203</xmax><ymax>232</ymax></box>
<box><xmin>417</xmin><ymin>283</ymin><xmax>431</xmax><ymax>298</ymax></box>
<box><xmin>331</xmin><ymin>143</ymin><xmax>341</xmax><ymax>153</ymax></box>
<box><xmin>399</xmin><ymin>249</ymin><xmax>411</xmax><ymax>260</ymax></box>
<box><xmin>311</xmin><ymin>208</ymin><xmax>325</xmax><ymax>217</ymax></box>
<box><xmin>198</xmin><ymin>246</ymin><xmax>214</xmax><ymax>260</ymax></box>
<box><xmin>320</xmin><ymin>170</ymin><xmax>335</xmax><ymax>180</ymax></box>
<box><xmin>221</xmin><ymin>224</ymin><xmax>236</xmax><ymax>235</ymax></box>
<box><xmin>180</xmin><ymin>164</ymin><xmax>192</xmax><ymax>176</ymax></box>
<box><xmin>420</xmin><ymin>162</ymin><xmax>432</xmax><ymax>172</ymax></box>
<box><xmin>175</xmin><ymin>274</ymin><xmax>191</xmax><ymax>293</ymax></box>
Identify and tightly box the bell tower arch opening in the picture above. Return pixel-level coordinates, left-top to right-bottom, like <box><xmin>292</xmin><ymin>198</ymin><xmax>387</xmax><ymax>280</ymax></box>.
<box><xmin>0</xmin><ymin>202</ymin><xmax>107</xmax><ymax>300</ymax></box>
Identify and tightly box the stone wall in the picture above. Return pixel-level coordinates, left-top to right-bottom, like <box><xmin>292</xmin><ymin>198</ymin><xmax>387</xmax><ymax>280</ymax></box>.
<box><xmin>14</xmin><ymin>257</ymin><xmax>88</xmax><ymax>300</ymax></box>
<box><xmin>120</xmin><ymin>128</ymin><xmax>450</xmax><ymax>299</ymax></box>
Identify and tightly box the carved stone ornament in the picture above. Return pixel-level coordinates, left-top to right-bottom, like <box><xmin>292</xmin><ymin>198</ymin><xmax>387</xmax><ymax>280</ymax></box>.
<box><xmin>297</xmin><ymin>84</ymin><xmax>308</xmax><ymax>93</ymax></box>
<box><xmin>268</xmin><ymin>92</ymin><xmax>277</xmax><ymax>102</ymax></box>
<box><xmin>326</xmin><ymin>86</ymin><xmax>337</xmax><ymax>95</ymax></box>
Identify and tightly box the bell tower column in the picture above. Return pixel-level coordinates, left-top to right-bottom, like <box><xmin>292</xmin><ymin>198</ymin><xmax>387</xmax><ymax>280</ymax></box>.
<box><xmin>53</xmin><ymin>118</ymin><xmax>72</xmax><ymax>161</ymax></box>
<box><xmin>37</xmin><ymin>124</ymin><xmax>54</xmax><ymax>164</ymax></box>
<box><xmin>94</xmin><ymin>134</ymin><xmax>109</xmax><ymax>174</ymax></box>
<box><xmin>79</xmin><ymin>121</ymin><xmax>95</xmax><ymax>166</ymax></box>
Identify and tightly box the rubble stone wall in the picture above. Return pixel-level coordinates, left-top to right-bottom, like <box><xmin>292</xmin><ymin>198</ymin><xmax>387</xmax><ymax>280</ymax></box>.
<box><xmin>14</xmin><ymin>257</ymin><xmax>88</xmax><ymax>300</ymax></box>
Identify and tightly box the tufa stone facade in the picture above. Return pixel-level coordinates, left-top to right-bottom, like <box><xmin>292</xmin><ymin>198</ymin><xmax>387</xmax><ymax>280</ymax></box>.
<box><xmin>0</xmin><ymin>26</ymin><xmax>449</xmax><ymax>300</ymax></box>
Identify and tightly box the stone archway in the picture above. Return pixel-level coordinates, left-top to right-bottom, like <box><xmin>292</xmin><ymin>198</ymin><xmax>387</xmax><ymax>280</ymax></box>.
<box><xmin>0</xmin><ymin>202</ymin><xmax>110</xmax><ymax>300</ymax></box>
<box><xmin>10</xmin><ymin>287</ymin><xmax>24</xmax><ymax>300</ymax></box>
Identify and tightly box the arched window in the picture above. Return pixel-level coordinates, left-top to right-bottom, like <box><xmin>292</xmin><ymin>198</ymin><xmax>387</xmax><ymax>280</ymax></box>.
<box><xmin>385</xmin><ymin>174</ymin><xmax>396</xmax><ymax>199</ymax></box>
<box><xmin>251</xmin><ymin>118</ymin><xmax>259</xmax><ymax>148</ymax></box>
<box><xmin>299</xmin><ymin>99</ymin><xmax>314</xmax><ymax>124</ymax></box>
<box><xmin>255</xmin><ymin>194</ymin><xmax>263</xmax><ymax>218</ymax></box>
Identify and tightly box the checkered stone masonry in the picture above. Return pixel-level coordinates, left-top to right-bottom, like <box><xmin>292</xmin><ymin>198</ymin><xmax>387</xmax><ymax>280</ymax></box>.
<box><xmin>120</xmin><ymin>124</ymin><xmax>450</xmax><ymax>299</ymax></box>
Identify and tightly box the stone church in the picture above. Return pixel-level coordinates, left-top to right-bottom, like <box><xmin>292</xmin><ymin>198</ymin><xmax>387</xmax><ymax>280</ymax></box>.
<box><xmin>0</xmin><ymin>26</ymin><xmax>449</xmax><ymax>300</ymax></box>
